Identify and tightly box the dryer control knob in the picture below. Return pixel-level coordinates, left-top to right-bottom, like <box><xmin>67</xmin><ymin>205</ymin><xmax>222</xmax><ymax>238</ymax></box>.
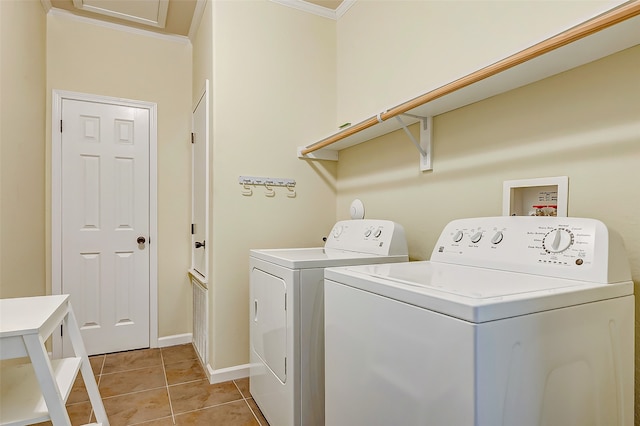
<box><xmin>470</xmin><ymin>231</ymin><xmax>483</xmax><ymax>244</ymax></box>
<box><xmin>333</xmin><ymin>225</ymin><xmax>344</xmax><ymax>238</ymax></box>
<box><xmin>491</xmin><ymin>231</ymin><xmax>504</xmax><ymax>244</ymax></box>
<box><xmin>453</xmin><ymin>231</ymin><xmax>464</xmax><ymax>243</ymax></box>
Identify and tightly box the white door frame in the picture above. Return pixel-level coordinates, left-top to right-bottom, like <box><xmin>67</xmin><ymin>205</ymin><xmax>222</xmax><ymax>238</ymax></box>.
<box><xmin>51</xmin><ymin>89</ymin><xmax>158</xmax><ymax>357</ymax></box>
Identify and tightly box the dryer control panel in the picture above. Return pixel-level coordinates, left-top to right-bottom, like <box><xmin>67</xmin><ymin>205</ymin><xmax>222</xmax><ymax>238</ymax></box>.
<box><xmin>431</xmin><ymin>216</ymin><xmax>630</xmax><ymax>284</ymax></box>
<box><xmin>325</xmin><ymin>220</ymin><xmax>408</xmax><ymax>257</ymax></box>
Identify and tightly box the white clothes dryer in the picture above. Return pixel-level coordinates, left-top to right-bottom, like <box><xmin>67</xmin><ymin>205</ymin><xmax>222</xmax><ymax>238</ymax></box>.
<box><xmin>250</xmin><ymin>219</ymin><xmax>408</xmax><ymax>426</ymax></box>
<box><xmin>324</xmin><ymin>216</ymin><xmax>634</xmax><ymax>426</ymax></box>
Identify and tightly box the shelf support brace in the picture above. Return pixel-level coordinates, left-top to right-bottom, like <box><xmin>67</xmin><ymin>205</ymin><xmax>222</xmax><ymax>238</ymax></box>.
<box><xmin>395</xmin><ymin>114</ymin><xmax>432</xmax><ymax>172</ymax></box>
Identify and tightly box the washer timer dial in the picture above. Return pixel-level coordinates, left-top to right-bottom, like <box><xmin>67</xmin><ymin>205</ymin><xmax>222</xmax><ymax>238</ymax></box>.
<box><xmin>542</xmin><ymin>228</ymin><xmax>574</xmax><ymax>253</ymax></box>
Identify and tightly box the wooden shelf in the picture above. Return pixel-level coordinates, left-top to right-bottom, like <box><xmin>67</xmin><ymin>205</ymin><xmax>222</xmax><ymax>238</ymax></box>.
<box><xmin>298</xmin><ymin>1</ymin><xmax>640</xmax><ymax>161</ymax></box>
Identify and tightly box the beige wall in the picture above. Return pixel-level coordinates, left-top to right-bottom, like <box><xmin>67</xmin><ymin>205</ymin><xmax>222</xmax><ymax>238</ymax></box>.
<box><xmin>336</xmin><ymin>0</ymin><xmax>626</xmax><ymax>126</ymax></box>
<box><xmin>0</xmin><ymin>0</ymin><xmax>47</xmax><ymax>298</ymax></box>
<box><xmin>337</xmin><ymin>45</ymin><xmax>640</xmax><ymax>422</ymax></box>
<box><xmin>204</xmin><ymin>0</ymin><xmax>337</xmax><ymax>369</ymax></box>
<box><xmin>45</xmin><ymin>13</ymin><xmax>193</xmax><ymax>338</ymax></box>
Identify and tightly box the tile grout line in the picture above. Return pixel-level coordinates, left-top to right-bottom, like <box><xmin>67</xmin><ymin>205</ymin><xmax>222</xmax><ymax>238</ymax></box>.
<box><xmin>244</xmin><ymin>399</ymin><xmax>265</xmax><ymax>426</ymax></box>
<box><xmin>89</xmin><ymin>354</ymin><xmax>106</xmax><ymax>424</ymax></box>
<box><xmin>232</xmin><ymin>379</ymin><xmax>265</xmax><ymax>426</ymax></box>
<box><xmin>100</xmin><ymin>384</ymin><xmax>170</xmax><ymax>400</ymax></box>
<box><xmin>128</xmin><ymin>415</ymin><xmax>174</xmax><ymax>426</ymax></box>
<box><xmin>100</xmin><ymin>361</ymin><xmax>166</xmax><ymax>376</ymax></box>
<box><xmin>170</xmin><ymin>398</ymin><xmax>251</xmax><ymax>417</ymax></box>
<box><xmin>160</xmin><ymin>349</ymin><xmax>177</xmax><ymax>425</ymax></box>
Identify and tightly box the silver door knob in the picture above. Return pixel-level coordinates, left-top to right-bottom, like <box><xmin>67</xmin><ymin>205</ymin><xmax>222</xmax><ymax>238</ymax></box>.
<box><xmin>137</xmin><ymin>236</ymin><xmax>146</xmax><ymax>244</ymax></box>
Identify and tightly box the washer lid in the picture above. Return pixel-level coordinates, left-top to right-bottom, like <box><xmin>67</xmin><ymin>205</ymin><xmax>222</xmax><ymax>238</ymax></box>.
<box><xmin>250</xmin><ymin>247</ymin><xmax>407</xmax><ymax>269</ymax></box>
<box><xmin>324</xmin><ymin>261</ymin><xmax>633</xmax><ymax>323</ymax></box>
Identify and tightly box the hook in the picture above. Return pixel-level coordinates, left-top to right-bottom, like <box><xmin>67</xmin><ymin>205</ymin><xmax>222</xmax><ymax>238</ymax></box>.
<box><xmin>264</xmin><ymin>182</ymin><xmax>275</xmax><ymax>197</ymax></box>
<box><xmin>286</xmin><ymin>182</ymin><xmax>296</xmax><ymax>198</ymax></box>
<box><xmin>241</xmin><ymin>182</ymin><xmax>253</xmax><ymax>196</ymax></box>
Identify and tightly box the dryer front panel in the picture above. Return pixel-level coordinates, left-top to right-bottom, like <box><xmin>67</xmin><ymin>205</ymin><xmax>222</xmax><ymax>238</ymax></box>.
<box><xmin>251</xmin><ymin>267</ymin><xmax>287</xmax><ymax>383</ymax></box>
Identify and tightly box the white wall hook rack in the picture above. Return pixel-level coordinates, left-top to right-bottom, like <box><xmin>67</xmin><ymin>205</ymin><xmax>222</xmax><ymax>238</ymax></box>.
<box><xmin>264</xmin><ymin>182</ymin><xmax>276</xmax><ymax>197</ymax></box>
<box><xmin>238</xmin><ymin>176</ymin><xmax>297</xmax><ymax>197</ymax></box>
<box><xmin>286</xmin><ymin>182</ymin><xmax>296</xmax><ymax>198</ymax></box>
<box><xmin>241</xmin><ymin>182</ymin><xmax>253</xmax><ymax>196</ymax></box>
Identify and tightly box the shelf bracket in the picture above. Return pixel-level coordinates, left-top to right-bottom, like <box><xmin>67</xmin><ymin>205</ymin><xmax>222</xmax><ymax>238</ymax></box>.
<box><xmin>395</xmin><ymin>114</ymin><xmax>432</xmax><ymax>171</ymax></box>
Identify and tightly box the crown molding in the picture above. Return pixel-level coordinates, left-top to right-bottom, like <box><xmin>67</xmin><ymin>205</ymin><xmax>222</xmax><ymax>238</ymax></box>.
<box><xmin>188</xmin><ymin>0</ymin><xmax>207</xmax><ymax>41</ymax></box>
<box><xmin>48</xmin><ymin>8</ymin><xmax>191</xmax><ymax>45</ymax></box>
<box><xmin>335</xmin><ymin>0</ymin><xmax>356</xmax><ymax>19</ymax></box>
<box><xmin>40</xmin><ymin>0</ymin><xmax>52</xmax><ymax>13</ymax></box>
<box><xmin>270</xmin><ymin>0</ymin><xmax>356</xmax><ymax>20</ymax></box>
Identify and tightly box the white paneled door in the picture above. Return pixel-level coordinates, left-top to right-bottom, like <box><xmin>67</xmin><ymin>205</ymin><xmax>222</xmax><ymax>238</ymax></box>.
<box><xmin>60</xmin><ymin>98</ymin><xmax>150</xmax><ymax>356</ymax></box>
<box><xmin>191</xmin><ymin>83</ymin><xmax>208</xmax><ymax>278</ymax></box>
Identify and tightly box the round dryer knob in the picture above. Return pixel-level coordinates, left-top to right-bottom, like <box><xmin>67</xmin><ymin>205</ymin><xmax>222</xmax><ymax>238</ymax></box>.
<box><xmin>452</xmin><ymin>231</ymin><xmax>464</xmax><ymax>243</ymax></box>
<box><xmin>543</xmin><ymin>228</ymin><xmax>574</xmax><ymax>253</ymax></box>
<box><xmin>491</xmin><ymin>231</ymin><xmax>504</xmax><ymax>244</ymax></box>
<box><xmin>470</xmin><ymin>231</ymin><xmax>483</xmax><ymax>244</ymax></box>
<box><xmin>333</xmin><ymin>225</ymin><xmax>344</xmax><ymax>238</ymax></box>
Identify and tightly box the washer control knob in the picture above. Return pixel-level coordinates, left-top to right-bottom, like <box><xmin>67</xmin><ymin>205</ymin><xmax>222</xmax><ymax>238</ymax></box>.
<box><xmin>491</xmin><ymin>231</ymin><xmax>504</xmax><ymax>244</ymax></box>
<box><xmin>364</xmin><ymin>229</ymin><xmax>372</xmax><ymax>237</ymax></box>
<box><xmin>543</xmin><ymin>228</ymin><xmax>574</xmax><ymax>253</ymax></box>
<box><xmin>333</xmin><ymin>225</ymin><xmax>343</xmax><ymax>238</ymax></box>
<box><xmin>453</xmin><ymin>231</ymin><xmax>464</xmax><ymax>243</ymax></box>
<box><xmin>374</xmin><ymin>228</ymin><xmax>383</xmax><ymax>238</ymax></box>
<box><xmin>470</xmin><ymin>231</ymin><xmax>483</xmax><ymax>244</ymax></box>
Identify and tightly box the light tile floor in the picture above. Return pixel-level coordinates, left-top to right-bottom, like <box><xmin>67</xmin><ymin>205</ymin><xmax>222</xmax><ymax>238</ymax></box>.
<box><xmin>35</xmin><ymin>344</ymin><xmax>269</xmax><ymax>426</ymax></box>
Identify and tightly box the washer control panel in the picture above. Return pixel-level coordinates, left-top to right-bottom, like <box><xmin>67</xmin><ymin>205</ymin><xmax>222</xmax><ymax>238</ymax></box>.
<box><xmin>325</xmin><ymin>220</ymin><xmax>408</xmax><ymax>256</ymax></box>
<box><xmin>431</xmin><ymin>216</ymin><xmax>630</xmax><ymax>283</ymax></box>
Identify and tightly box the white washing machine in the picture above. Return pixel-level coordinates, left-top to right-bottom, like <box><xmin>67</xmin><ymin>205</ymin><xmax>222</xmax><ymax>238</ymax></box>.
<box><xmin>250</xmin><ymin>219</ymin><xmax>408</xmax><ymax>426</ymax></box>
<box><xmin>324</xmin><ymin>216</ymin><xmax>634</xmax><ymax>426</ymax></box>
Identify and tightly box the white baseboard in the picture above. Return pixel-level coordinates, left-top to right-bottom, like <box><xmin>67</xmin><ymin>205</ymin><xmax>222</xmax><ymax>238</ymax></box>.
<box><xmin>157</xmin><ymin>333</ymin><xmax>192</xmax><ymax>348</ymax></box>
<box><xmin>206</xmin><ymin>363</ymin><xmax>250</xmax><ymax>384</ymax></box>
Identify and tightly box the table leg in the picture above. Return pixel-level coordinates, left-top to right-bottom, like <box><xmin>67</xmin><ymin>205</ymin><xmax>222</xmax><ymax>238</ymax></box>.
<box><xmin>22</xmin><ymin>334</ymin><xmax>72</xmax><ymax>426</ymax></box>
<box><xmin>64</xmin><ymin>306</ymin><xmax>110</xmax><ymax>425</ymax></box>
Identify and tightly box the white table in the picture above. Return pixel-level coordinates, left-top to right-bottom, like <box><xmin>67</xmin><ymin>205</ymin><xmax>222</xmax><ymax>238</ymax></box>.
<box><xmin>0</xmin><ymin>295</ymin><xmax>109</xmax><ymax>425</ymax></box>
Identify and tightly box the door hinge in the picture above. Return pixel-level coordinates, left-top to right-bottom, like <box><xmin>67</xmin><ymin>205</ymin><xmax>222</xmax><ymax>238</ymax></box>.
<box><xmin>191</xmin><ymin>224</ymin><xmax>195</xmax><ymax>235</ymax></box>
<box><xmin>284</xmin><ymin>293</ymin><xmax>287</xmax><ymax>311</ymax></box>
<box><xmin>60</xmin><ymin>324</ymin><xmax>63</xmax><ymax>337</ymax></box>
<box><xmin>191</xmin><ymin>132</ymin><xmax>195</xmax><ymax>144</ymax></box>
<box><xmin>60</xmin><ymin>120</ymin><xmax>63</xmax><ymax>133</ymax></box>
<box><xmin>284</xmin><ymin>357</ymin><xmax>287</xmax><ymax>375</ymax></box>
